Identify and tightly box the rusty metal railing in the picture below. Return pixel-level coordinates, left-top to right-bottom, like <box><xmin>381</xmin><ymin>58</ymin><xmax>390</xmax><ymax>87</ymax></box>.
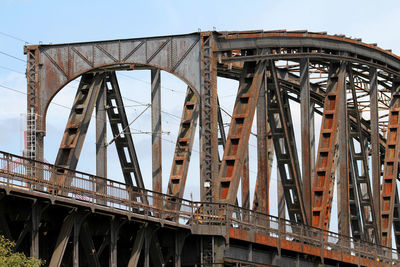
<box><xmin>0</xmin><ymin>151</ymin><xmax>398</xmax><ymax>265</ymax></box>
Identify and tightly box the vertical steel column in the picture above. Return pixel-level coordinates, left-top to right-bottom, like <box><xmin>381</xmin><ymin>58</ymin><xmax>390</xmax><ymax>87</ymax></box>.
<box><xmin>144</xmin><ymin>230</ymin><xmax>151</xmax><ymax>267</ymax></box>
<box><xmin>151</xmin><ymin>69</ymin><xmax>162</xmax><ymax>206</ymax></box>
<box><xmin>300</xmin><ymin>58</ymin><xmax>312</xmax><ymax>225</ymax></box>
<box><xmin>370</xmin><ymin>67</ymin><xmax>381</xmax><ymax>235</ymax></box>
<box><xmin>96</xmin><ymin>80</ymin><xmax>107</xmax><ymax>178</ymax></box>
<box><xmin>30</xmin><ymin>202</ymin><xmax>40</xmax><ymax>259</ymax></box>
<box><xmin>109</xmin><ymin>218</ymin><xmax>118</xmax><ymax>267</ymax></box>
<box><xmin>96</xmin><ymin>80</ymin><xmax>107</xmax><ymax>205</ymax></box>
<box><xmin>380</xmin><ymin>79</ymin><xmax>400</xmax><ymax>246</ymax></box>
<box><xmin>25</xmin><ymin>47</ymin><xmax>42</xmax><ymax>162</ymax></box>
<box><xmin>73</xmin><ymin>214</ymin><xmax>81</xmax><ymax>267</ymax></box>
<box><xmin>337</xmin><ymin>62</ymin><xmax>349</xmax><ymax>238</ymax></box>
<box><xmin>199</xmin><ymin>32</ymin><xmax>219</xmax><ymax>203</ymax></box>
<box><xmin>253</xmin><ymin>70</ymin><xmax>271</xmax><ymax>214</ymax></box>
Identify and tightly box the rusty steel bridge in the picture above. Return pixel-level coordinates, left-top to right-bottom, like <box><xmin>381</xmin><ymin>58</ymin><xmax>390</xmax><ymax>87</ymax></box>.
<box><xmin>1</xmin><ymin>30</ymin><xmax>400</xmax><ymax>266</ymax></box>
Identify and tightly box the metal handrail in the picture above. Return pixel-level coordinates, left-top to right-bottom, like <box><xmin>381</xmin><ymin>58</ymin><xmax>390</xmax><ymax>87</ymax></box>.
<box><xmin>0</xmin><ymin>150</ymin><xmax>398</xmax><ymax>264</ymax></box>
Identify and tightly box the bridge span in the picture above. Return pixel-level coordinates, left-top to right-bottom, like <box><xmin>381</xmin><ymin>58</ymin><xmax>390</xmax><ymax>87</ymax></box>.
<box><xmin>1</xmin><ymin>30</ymin><xmax>400</xmax><ymax>266</ymax></box>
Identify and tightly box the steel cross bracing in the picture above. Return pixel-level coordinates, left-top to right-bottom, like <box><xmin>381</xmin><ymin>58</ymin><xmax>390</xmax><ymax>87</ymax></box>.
<box><xmin>166</xmin><ymin>86</ymin><xmax>198</xmax><ymax>210</ymax></box>
<box><xmin>20</xmin><ymin>31</ymin><xmax>400</xmax><ymax>262</ymax></box>
<box><xmin>52</xmin><ymin>73</ymin><xmax>105</xmax><ymax>188</ymax></box>
<box><xmin>267</xmin><ymin>60</ymin><xmax>306</xmax><ymax>225</ymax></box>
<box><xmin>311</xmin><ymin>62</ymin><xmax>345</xmax><ymax>231</ymax></box>
<box><xmin>214</xmin><ymin>59</ymin><xmax>265</xmax><ymax>204</ymax></box>
<box><xmin>347</xmin><ymin>66</ymin><xmax>379</xmax><ymax>243</ymax></box>
<box><xmin>104</xmin><ymin>72</ymin><xmax>148</xmax><ymax>205</ymax></box>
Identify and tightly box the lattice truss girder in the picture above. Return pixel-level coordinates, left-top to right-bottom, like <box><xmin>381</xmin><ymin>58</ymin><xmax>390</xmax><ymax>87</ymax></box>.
<box><xmin>37</xmin><ymin>31</ymin><xmax>400</xmax><ymax>250</ymax></box>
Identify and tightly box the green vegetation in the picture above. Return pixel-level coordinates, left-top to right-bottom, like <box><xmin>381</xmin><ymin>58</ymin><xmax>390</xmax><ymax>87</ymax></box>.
<box><xmin>0</xmin><ymin>235</ymin><xmax>43</xmax><ymax>267</ymax></box>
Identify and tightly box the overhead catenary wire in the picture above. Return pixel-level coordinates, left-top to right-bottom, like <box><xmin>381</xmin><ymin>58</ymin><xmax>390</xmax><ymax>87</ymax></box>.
<box><xmin>0</xmin><ymin>50</ymin><xmax>25</xmax><ymax>63</ymax></box>
<box><xmin>0</xmin><ymin>31</ymin><xmax>30</xmax><ymax>44</ymax></box>
<box><xmin>106</xmin><ymin>104</ymin><xmax>151</xmax><ymax>146</ymax></box>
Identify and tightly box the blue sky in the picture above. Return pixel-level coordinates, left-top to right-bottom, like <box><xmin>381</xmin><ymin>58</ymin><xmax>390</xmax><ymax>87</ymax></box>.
<box><xmin>1</xmin><ymin>0</ymin><xmax>400</xmax><ymax>235</ymax></box>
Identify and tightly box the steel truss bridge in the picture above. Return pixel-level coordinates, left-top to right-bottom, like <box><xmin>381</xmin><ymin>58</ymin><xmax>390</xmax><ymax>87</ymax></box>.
<box><xmin>1</xmin><ymin>30</ymin><xmax>400</xmax><ymax>266</ymax></box>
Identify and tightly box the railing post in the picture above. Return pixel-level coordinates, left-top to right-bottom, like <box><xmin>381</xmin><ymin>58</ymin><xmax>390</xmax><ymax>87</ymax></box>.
<box><xmin>6</xmin><ymin>154</ymin><xmax>10</xmax><ymax>188</ymax></box>
<box><xmin>277</xmin><ymin>218</ymin><xmax>281</xmax><ymax>257</ymax></box>
<box><xmin>191</xmin><ymin>200</ymin><xmax>194</xmax><ymax>225</ymax></box>
<box><xmin>320</xmin><ymin>230</ymin><xmax>324</xmax><ymax>264</ymax></box>
<box><xmin>92</xmin><ymin>175</ymin><xmax>95</xmax><ymax>205</ymax></box>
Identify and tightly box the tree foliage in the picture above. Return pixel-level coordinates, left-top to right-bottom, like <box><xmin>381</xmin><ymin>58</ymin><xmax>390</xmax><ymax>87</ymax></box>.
<box><xmin>0</xmin><ymin>235</ymin><xmax>43</xmax><ymax>267</ymax></box>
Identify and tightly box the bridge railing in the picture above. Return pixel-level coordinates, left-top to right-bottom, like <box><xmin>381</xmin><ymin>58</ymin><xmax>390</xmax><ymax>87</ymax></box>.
<box><xmin>0</xmin><ymin>151</ymin><xmax>398</xmax><ymax>264</ymax></box>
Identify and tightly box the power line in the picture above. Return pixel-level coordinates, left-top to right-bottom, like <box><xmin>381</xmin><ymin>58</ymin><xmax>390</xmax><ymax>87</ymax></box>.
<box><xmin>0</xmin><ymin>31</ymin><xmax>30</xmax><ymax>44</ymax></box>
<box><xmin>119</xmin><ymin>73</ymin><xmax>186</xmax><ymax>95</ymax></box>
<box><xmin>0</xmin><ymin>50</ymin><xmax>25</xmax><ymax>63</ymax></box>
<box><xmin>0</xmin><ymin>65</ymin><xmax>25</xmax><ymax>75</ymax></box>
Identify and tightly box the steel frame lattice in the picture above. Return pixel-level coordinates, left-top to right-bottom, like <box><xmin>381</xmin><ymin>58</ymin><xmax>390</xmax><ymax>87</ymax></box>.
<box><xmin>15</xmin><ymin>30</ymin><xmax>400</xmax><ymax>265</ymax></box>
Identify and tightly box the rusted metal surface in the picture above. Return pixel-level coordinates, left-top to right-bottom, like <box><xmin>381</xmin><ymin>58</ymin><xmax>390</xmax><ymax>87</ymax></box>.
<box><xmin>300</xmin><ymin>58</ymin><xmax>312</xmax><ymax>225</ymax></box>
<box><xmin>267</xmin><ymin>60</ymin><xmax>306</xmax><ymax>224</ymax></box>
<box><xmin>311</xmin><ymin>62</ymin><xmax>344</xmax><ymax>230</ymax></box>
<box><xmin>215</xmin><ymin>60</ymin><xmax>265</xmax><ymax>204</ymax></box>
<box><xmin>1</xmin><ymin>151</ymin><xmax>400</xmax><ymax>265</ymax></box>
<box><xmin>337</xmin><ymin>61</ymin><xmax>350</xmax><ymax>239</ymax></box>
<box><xmin>199</xmin><ymin>32</ymin><xmax>218</xmax><ymax>204</ymax></box>
<box><xmin>253</xmin><ymin>71</ymin><xmax>271</xmax><ymax>215</ymax></box>
<box><xmin>151</xmin><ymin>69</ymin><xmax>162</xmax><ymax>209</ymax></box>
<box><xmin>348</xmin><ymin>67</ymin><xmax>379</xmax><ymax>243</ymax></box>
<box><xmin>381</xmin><ymin>79</ymin><xmax>400</xmax><ymax>246</ymax></box>
<box><xmin>104</xmin><ymin>72</ymin><xmax>148</xmax><ymax>204</ymax></box>
<box><xmin>166</xmin><ymin>86</ymin><xmax>198</xmax><ymax>205</ymax></box>
<box><xmin>52</xmin><ymin>73</ymin><xmax>105</xmax><ymax>187</ymax></box>
<box><xmin>21</xmin><ymin>30</ymin><xmax>400</xmax><ymax>259</ymax></box>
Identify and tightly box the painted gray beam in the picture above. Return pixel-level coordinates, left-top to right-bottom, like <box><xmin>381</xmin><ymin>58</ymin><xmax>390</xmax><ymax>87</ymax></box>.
<box><xmin>337</xmin><ymin>62</ymin><xmax>350</xmax><ymax>238</ymax></box>
<box><xmin>80</xmin><ymin>222</ymin><xmax>100</xmax><ymax>267</ymax></box>
<box><xmin>109</xmin><ymin>218</ymin><xmax>119</xmax><ymax>267</ymax></box>
<box><xmin>370</xmin><ymin>67</ymin><xmax>381</xmax><ymax>235</ymax></box>
<box><xmin>199</xmin><ymin>33</ymin><xmax>219</xmax><ymax>203</ymax></box>
<box><xmin>30</xmin><ymin>202</ymin><xmax>41</xmax><ymax>259</ymax></box>
<box><xmin>150</xmin><ymin>233</ymin><xmax>165</xmax><ymax>267</ymax></box>
<box><xmin>300</xmin><ymin>58</ymin><xmax>312</xmax><ymax>225</ymax></box>
<box><xmin>151</xmin><ymin>69</ymin><xmax>162</xmax><ymax>208</ymax></box>
<box><xmin>73</xmin><ymin>214</ymin><xmax>82</xmax><ymax>267</ymax></box>
<box><xmin>96</xmin><ymin>81</ymin><xmax>107</xmax><ymax>205</ymax></box>
<box><xmin>127</xmin><ymin>226</ymin><xmax>147</xmax><ymax>267</ymax></box>
<box><xmin>49</xmin><ymin>213</ymin><xmax>75</xmax><ymax>267</ymax></box>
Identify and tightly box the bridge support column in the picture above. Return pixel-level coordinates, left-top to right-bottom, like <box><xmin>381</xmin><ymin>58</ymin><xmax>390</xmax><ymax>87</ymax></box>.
<box><xmin>96</xmin><ymin>76</ymin><xmax>107</xmax><ymax>205</ymax></box>
<box><xmin>73</xmin><ymin>214</ymin><xmax>82</xmax><ymax>267</ymax></box>
<box><xmin>214</xmin><ymin>236</ymin><xmax>225</xmax><ymax>267</ymax></box>
<box><xmin>151</xmin><ymin>69</ymin><xmax>162</xmax><ymax>210</ymax></box>
<box><xmin>109</xmin><ymin>218</ymin><xmax>119</xmax><ymax>267</ymax></box>
<box><xmin>30</xmin><ymin>202</ymin><xmax>41</xmax><ymax>259</ymax></box>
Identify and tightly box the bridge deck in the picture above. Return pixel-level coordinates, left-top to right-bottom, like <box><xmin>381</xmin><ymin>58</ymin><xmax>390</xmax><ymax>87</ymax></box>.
<box><xmin>0</xmin><ymin>151</ymin><xmax>398</xmax><ymax>265</ymax></box>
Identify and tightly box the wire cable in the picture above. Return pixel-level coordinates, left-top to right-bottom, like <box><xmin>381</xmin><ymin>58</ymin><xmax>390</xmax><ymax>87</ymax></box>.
<box><xmin>0</xmin><ymin>50</ymin><xmax>25</xmax><ymax>63</ymax></box>
<box><xmin>0</xmin><ymin>31</ymin><xmax>30</xmax><ymax>44</ymax></box>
